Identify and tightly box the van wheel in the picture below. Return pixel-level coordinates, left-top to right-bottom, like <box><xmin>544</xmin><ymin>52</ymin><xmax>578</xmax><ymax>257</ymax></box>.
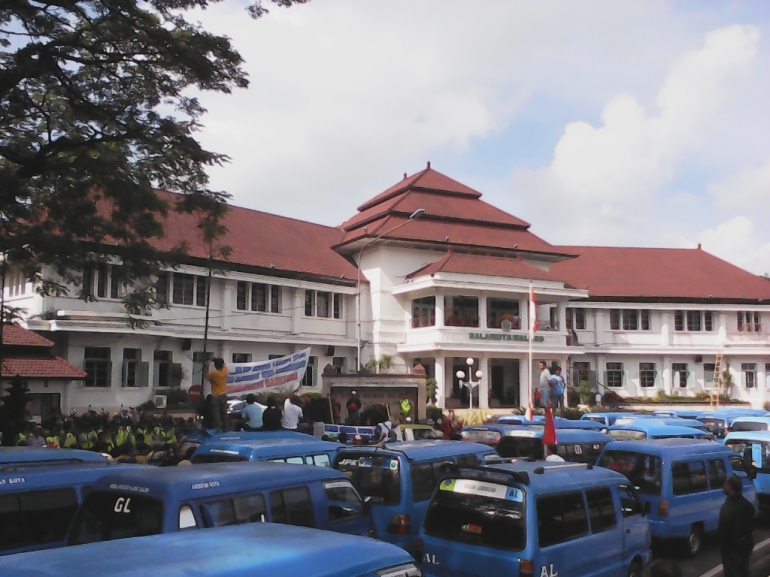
<box><xmin>627</xmin><ymin>561</ymin><xmax>642</xmax><ymax>577</ymax></box>
<box><xmin>686</xmin><ymin>524</ymin><xmax>703</xmax><ymax>556</ymax></box>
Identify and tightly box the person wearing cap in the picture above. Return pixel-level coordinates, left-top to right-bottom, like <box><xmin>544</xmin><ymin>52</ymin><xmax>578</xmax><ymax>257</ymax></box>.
<box><xmin>345</xmin><ymin>390</ymin><xmax>362</xmax><ymax>425</ymax></box>
<box><xmin>205</xmin><ymin>357</ymin><xmax>229</xmax><ymax>432</ymax></box>
<box><xmin>242</xmin><ymin>394</ymin><xmax>263</xmax><ymax>431</ymax></box>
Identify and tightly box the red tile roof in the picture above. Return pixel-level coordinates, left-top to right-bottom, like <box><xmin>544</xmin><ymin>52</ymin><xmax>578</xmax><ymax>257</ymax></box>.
<box><xmin>408</xmin><ymin>251</ymin><xmax>570</xmax><ymax>284</ymax></box>
<box><xmin>136</xmin><ymin>191</ymin><xmax>359</xmax><ymax>284</ymax></box>
<box><xmin>357</xmin><ymin>164</ymin><xmax>481</xmax><ymax>211</ymax></box>
<box><xmin>1</xmin><ymin>325</ymin><xmax>54</xmax><ymax>348</ymax></box>
<box><xmin>1</xmin><ymin>356</ymin><xmax>87</xmax><ymax>379</ymax></box>
<box><xmin>550</xmin><ymin>246</ymin><xmax>770</xmax><ymax>301</ymax></box>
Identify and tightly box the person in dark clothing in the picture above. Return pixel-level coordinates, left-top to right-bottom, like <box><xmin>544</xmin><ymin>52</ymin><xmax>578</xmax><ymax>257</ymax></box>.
<box><xmin>718</xmin><ymin>475</ymin><xmax>755</xmax><ymax>577</ymax></box>
<box><xmin>261</xmin><ymin>396</ymin><xmax>283</xmax><ymax>431</ymax></box>
<box><xmin>345</xmin><ymin>391</ymin><xmax>362</xmax><ymax>425</ymax></box>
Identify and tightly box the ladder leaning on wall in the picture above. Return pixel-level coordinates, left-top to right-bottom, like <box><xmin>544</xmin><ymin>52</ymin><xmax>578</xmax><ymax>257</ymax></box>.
<box><xmin>710</xmin><ymin>350</ymin><xmax>723</xmax><ymax>409</ymax></box>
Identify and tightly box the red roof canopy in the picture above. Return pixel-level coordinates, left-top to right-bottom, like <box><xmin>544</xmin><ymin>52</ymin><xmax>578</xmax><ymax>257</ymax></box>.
<box><xmin>551</xmin><ymin>246</ymin><xmax>770</xmax><ymax>301</ymax></box>
<box><xmin>1</xmin><ymin>324</ymin><xmax>54</xmax><ymax>348</ymax></box>
<box><xmin>1</xmin><ymin>357</ymin><xmax>87</xmax><ymax>380</ymax></box>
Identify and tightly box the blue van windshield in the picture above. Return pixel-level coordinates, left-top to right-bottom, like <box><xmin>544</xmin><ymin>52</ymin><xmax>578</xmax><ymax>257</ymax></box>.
<box><xmin>336</xmin><ymin>454</ymin><xmax>401</xmax><ymax>506</ymax></box>
<box><xmin>598</xmin><ymin>450</ymin><xmax>662</xmax><ymax>496</ymax></box>
<box><xmin>423</xmin><ymin>478</ymin><xmax>525</xmax><ymax>551</ymax></box>
<box><xmin>68</xmin><ymin>491</ymin><xmax>164</xmax><ymax>545</ymax></box>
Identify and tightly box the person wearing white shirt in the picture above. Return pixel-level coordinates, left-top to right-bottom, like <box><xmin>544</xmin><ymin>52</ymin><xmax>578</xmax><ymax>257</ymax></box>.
<box><xmin>281</xmin><ymin>394</ymin><xmax>303</xmax><ymax>430</ymax></box>
<box><xmin>545</xmin><ymin>444</ymin><xmax>564</xmax><ymax>462</ymax></box>
<box><xmin>538</xmin><ymin>361</ymin><xmax>551</xmax><ymax>407</ymax></box>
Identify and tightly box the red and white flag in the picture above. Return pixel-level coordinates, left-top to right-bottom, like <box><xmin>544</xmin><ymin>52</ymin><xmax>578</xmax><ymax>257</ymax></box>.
<box><xmin>529</xmin><ymin>282</ymin><xmax>538</xmax><ymax>333</ymax></box>
<box><xmin>543</xmin><ymin>404</ymin><xmax>558</xmax><ymax>446</ymax></box>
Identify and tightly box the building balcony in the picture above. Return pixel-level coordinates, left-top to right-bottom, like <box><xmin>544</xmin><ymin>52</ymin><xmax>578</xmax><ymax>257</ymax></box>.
<box><xmin>399</xmin><ymin>326</ymin><xmax>567</xmax><ymax>354</ymax></box>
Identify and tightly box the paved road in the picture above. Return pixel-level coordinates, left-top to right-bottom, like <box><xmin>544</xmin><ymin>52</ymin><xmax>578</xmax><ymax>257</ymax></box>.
<box><xmin>659</xmin><ymin>523</ymin><xmax>770</xmax><ymax>577</ymax></box>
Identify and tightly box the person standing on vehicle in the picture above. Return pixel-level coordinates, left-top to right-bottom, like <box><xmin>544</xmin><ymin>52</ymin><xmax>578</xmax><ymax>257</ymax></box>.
<box><xmin>549</xmin><ymin>367</ymin><xmax>566</xmax><ymax>412</ymax></box>
<box><xmin>538</xmin><ymin>361</ymin><xmax>551</xmax><ymax>408</ymax></box>
<box><xmin>281</xmin><ymin>393</ymin><xmax>303</xmax><ymax>431</ymax></box>
<box><xmin>718</xmin><ymin>475</ymin><xmax>755</xmax><ymax>577</ymax></box>
<box><xmin>261</xmin><ymin>396</ymin><xmax>283</xmax><ymax>430</ymax></box>
<box><xmin>345</xmin><ymin>391</ymin><xmax>362</xmax><ymax>425</ymax></box>
<box><xmin>205</xmin><ymin>357</ymin><xmax>229</xmax><ymax>432</ymax></box>
<box><xmin>242</xmin><ymin>394</ymin><xmax>263</xmax><ymax>431</ymax></box>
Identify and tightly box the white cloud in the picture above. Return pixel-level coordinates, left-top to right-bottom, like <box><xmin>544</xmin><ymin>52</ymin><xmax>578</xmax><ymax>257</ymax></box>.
<box><xmin>694</xmin><ymin>216</ymin><xmax>770</xmax><ymax>276</ymax></box>
<box><xmin>709</xmin><ymin>154</ymin><xmax>770</xmax><ymax>209</ymax></box>
<box><xmin>511</xmin><ymin>24</ymin><xmax>759</xmax><ymax>229</ymax></box>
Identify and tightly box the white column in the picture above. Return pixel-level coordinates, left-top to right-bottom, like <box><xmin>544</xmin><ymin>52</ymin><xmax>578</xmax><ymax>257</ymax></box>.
<box><xmin>660</xmin><ymin>312</ymin><xmax>670</xmax><ymax>347</ymax></box>
<box><xmin>558</xmin><ymin>302</ymin><xmax>567</xmax><ymax>333</ymax></box>
<box><xmin>663</xmin><ymin>356</ymin><xmax>672</xmax><ymax>395</ymax></box>
<box><xmin>435</xmin><ymin>293</ymin><xmax>444</xmax><ymax>328</ymax></box>
<box><xmin>221</xmin><ymin>279</ymin><xmax>233</xmax><ymax>331</ymax></box>
<box><xmin>594</xmin><ymin>311</ymin><xmax>604</xmax><ymax>345</ymax></box>
<box><xmin>758</xmin><ymin>365</ymin><xmax>767</xmax><ymax>408</ymax></box>
<box><xmin>478</xmin><ymin>297</ymin><xmax>487</xmax><ymax>330</ymax></box>
<box><xmin>520</xmin><ymin>298</ymin><xmax>528</xmax><ymax>332</ymax></box>
<box><xmin>434</xmin><ymin>356</ymin><xmax>445</xmax><ymax>409</ymax></box>
<box><xmin>290</xmin><ymin>288</ymin><xmax>300</xmax><ymax>334</ymax></box>
<box><xmin>518</xmin><ymin>357</ymin><xmax>528</xmax><ymax>407</ymax></box>
<box><xmin>478</xmin><ymin>356</ymin><xmax>489</xmax><ymax>410</ymax></box>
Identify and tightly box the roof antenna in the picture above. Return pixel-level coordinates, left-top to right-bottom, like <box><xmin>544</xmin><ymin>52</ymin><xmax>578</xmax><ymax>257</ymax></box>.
<box><xmin>697</xmin><ymin>243</ymin><xmax>702</xmax><ymax>250</ymax></box>
<box><xmin>427</xmin><ymin>161</ymin><xmax>431</xmax><ymax>169</ymax></box>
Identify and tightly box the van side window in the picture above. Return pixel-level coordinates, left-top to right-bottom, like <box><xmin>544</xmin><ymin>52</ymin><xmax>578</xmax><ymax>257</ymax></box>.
<box><xmin>286</xmin><ymin>457</ymin><xmax>305</xmax><ymax>465</ymax></box>
<box><xmin>729</xmin><ymin>454</ymin><xmax>745</xmax><ymax>473</ymax></box>
<box><xmin>586</xmin><ymin>488</ymin><xmax>617</xmax><ymax>533</ymax></box>
<box><xmin>411</xmin><ymin>463</ymin><xmax>439</xmax><ymax>502</ymax></box>
<box><xmin>269</xmin><ymin>487</ymin><xmax>315</xmax><ymax>528</ymax></box>
<box><xmin>324</xmin><ymin>480</ymin><xmax>364</xmax><ymax>522</ymax></box>
<box><xmin>672</xmin><ymin>461</ymin><xmax>708</xmax><ymax>495</ymax></box>
<box><xmin>537</xmin><ymin>492</ymin><xmax>589</xmax><ymax>547</ymax></box>
<box><xmin>456</xmin><ymin>455</ymin><xmax>479</xmax><ymax>467</ymax></box>
<box><xmin>178</xmin><ymin>505</ymin><xmax>197</xmax><ymax>529</ymax></box>
<box><xmin>308</xmin><ymin>454</ymin><xmax>331</xmax><ymax>467</ymax></box>
<box><xmin>200</xmin><ymin>499</ymin><xmax>236</xmax><ymax>528</ymax></box>
<box><xmin>233</xmin><ymin>494</ymin><xmax>267</xmax><ymax>523</ymax></box>
<box><xmin>0</xmin><ymin>488</ymin><xmax>79</xmax><ymax>550</ymax></box>
<box><xmin>617</xmin><ymin>484</ymin><xmax>642</xmax><ymax>517</ymax></box>
<box><xmin>708</xmin><ymin>459</ymin><xmax>728</xmax><ymax>489</ymax></box>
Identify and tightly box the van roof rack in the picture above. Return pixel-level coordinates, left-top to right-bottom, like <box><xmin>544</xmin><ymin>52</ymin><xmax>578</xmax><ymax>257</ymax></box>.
<box><xmin>533</xmin><ymin>462</ymin><xmax>592</xmax><ymax>475</ymax></box>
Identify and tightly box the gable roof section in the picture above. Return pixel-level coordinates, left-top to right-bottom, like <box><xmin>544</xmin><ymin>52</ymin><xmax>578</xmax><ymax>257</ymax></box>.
<box><xmin>1</xmin><ymin>324</ymin><xmax>55</xmax><ymax>348</ymax></box>
<box><xmin>550</xmin><ymin>246</ymin><xmax>770</xmax><ymax>302</ymax></box>
<box><xmin>1</xmin><ymin>356</ymin><xmax>87</xmax><ymax>380</ymax></box>
<box><xmin>143</xmin><ymin>191</ymin><xmax>358</xmax><ymax>284</ymax></box>
<box><xmin>408</xmin><ymin>251</ymin><xmax>570</xmax><ymax>284</ymax></box>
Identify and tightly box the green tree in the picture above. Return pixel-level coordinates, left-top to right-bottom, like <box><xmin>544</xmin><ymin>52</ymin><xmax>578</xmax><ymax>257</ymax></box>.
<box><xmin>0</xmin><ymin>0</ymin><xmax>306</xmax><ymax>311</ymax></box>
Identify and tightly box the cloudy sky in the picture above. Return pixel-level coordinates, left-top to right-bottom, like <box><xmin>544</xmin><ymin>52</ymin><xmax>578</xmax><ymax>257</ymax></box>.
<box><xmin>189</xmin><ymin>1</ymin><xmax>770</xmax><ymax>276</ymax></box>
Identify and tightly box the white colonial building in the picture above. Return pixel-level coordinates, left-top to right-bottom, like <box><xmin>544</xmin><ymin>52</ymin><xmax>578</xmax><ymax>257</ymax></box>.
<box><xmin>4</xmin><ymin>165</ymin><xmax>770</xmax><ymax>413</ymax></box>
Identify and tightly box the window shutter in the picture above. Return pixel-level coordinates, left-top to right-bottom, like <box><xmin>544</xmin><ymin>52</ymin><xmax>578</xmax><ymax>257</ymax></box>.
<box><xmin>137</xmin><ymin>362</ymin><xmax>150</xmax><ymax>387</ymax></box>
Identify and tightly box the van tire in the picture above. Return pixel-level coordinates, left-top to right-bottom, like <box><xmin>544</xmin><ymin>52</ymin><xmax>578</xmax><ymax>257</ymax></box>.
<box><xmin>627</xmin><ymin>561</ymin><xmax>642</xmax><ymax>577</ymax></box>
<box><xmin>685</xmin><ymin>523</ymin><xmax>703</xmax><ymax>556</ymax></box>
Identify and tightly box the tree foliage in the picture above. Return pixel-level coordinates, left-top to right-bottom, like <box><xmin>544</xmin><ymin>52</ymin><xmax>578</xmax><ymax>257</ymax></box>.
<box><xmin>0</xmin><ymin>0</ymin><xmax>307</xmax><ymax>312</ymax></box>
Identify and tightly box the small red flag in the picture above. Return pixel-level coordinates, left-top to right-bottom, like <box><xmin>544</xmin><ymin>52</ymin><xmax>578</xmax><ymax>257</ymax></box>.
<box><xmin>543</xmin><ymin>404</ymin><xmax>557</xmax><ymax>446</ymax></box>
<box><xmin>525</xmin><ymin>404</ymin><xmax>533</xmax><ymax>422</ymax></box>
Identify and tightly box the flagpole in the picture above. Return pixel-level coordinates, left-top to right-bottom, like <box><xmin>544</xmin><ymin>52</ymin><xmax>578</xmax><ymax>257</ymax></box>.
<box><xmin>528</xmin><ymin>280</ymin><xmax>533</xmax><ymax>413</ymax></box>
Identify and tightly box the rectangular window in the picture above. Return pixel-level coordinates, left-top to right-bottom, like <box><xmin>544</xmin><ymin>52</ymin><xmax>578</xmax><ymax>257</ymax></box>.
<box><xmin>672</xmin><ymin>461</ymin><xmax>708</xmax><ymax>495</ymax></box>
<box><xmin>738</xmin><ymin>311</ymin><xmax>744</xmax><ymax>332</ymax></box>
<box><xmin>641</xmin><ymin>310</ymin><xmax>651</xmax><ymax>331</ymax></box>
<box><xmin>537</xmin><ymin>492</ymin><xmax>589</xmax><ymax>547</ymax></box>
<box><xmin>333</xmin><ymin>294</ymin><xmax>343</xmax><ymax>319</ymax></box>
<box><xmin>610</xmin><ymin>310</ymin><xmax>620</xmax><ymax>331</ymax></box>
<box><xmin>332</xmin><ymin>357</ymin><xmax>346</xmax><ymax>375</ymax></box>
<box><xmin>317</xmin><ymin>292</ymin><xmax>330</xmax><ymax>318</ymax></box>
<box><xmin>672</xmin><ymin>363</ymin><xmax>688</xmax><ymax>388</ymax></box>
<box><xmin>236</xmin><ymin>281</ymin><xmax>249</xmax><ymax>311</ymax></box>
<box><xmin>639</xmin><ymin>363</ymin><xmax>656</xmax><ymax>388</ymax></box>
<box><xmin>172</xmin><ymin>273</ymin><xmax>195</xmax><ymax>305</ymax></box>
<box><xmin>122</xmin><ymin>348</ymin><xmax>144</xmax><ymax>388</ymax></box>
<box><xmin>270</xmin><ymin>286</ymin><xmax>281</xmax><ymax>313</ymax></box>
<box><xmin>84</xmin><ymin>347</ymin><xmax>112</xmax><ymax>388</ymax></box>
<box><xmin>251</xmin><ymin>283</ymin><xmax>267</xmax><ymax>312</ymax></box>
<box><xmin>740</xmin><ymin>312</ymin><xmax>763</xmax><ymax>332</ymax></box>
<box><xmin>301</xmin><ymin>356</ymin><xmax>317</xmax><ymax>387</ymax></box>
<box><xmin>411</xmin><ymin>462</ymin><xmax>442</xmax><ymax>503</ymax></box>
<box><xmin>412</xmin><ymin>297</ymin><xmax>436</xmax><ymax>328</ymax></box>
<box><xmin>687</xmin><ymin>311</ymin><xmax>701</xmax><ymax>332</ymax></box>
<box><xmin>200</xmin><ymin>500</ymin><xmax>236</xmax><ymax>528</ymax></box>
<box><xmin>96</xmin><ymin>263</ymin><xmax>108</xmax><ymax>298</ymax></box>
<box><xmin>704</xmin><ymin>363</ymin><xmax>717</xmax><ymax>387</ymax></box>
<box><xmin>305</xmin><ymin>290</ymin><xmax>315</xmax><ymax>316</ymax></box>
<box><xmin>324</xmin><ymin>480</ymin><xmax>364</xmax><ymax>522</ymax></box>
<box><xmin>675</xmin><ymin>311</ymin><xmax>684</xmax><ymax>331</ymax></box>
<box><xmin>743</xmin><ymin>363</ymin><xmax>756</xmax><ymax>389</ymax></box>
<box><xmin>81</xmin><ymin>266</ymin><xmax>94</xmax><ymax>298</ymax></box>
<box><xmin>704</xmin><ymin>311</ymin><xmax>714</xmax><ymax>332</ymax></box>
<box><xmin>755</xmin><ymin>312</ymin><xmax>762</xmax><ymax>332</ymax></box>
<box><xmin>444</xmin><ymin>295</ymin><xmax>479</xmax><ymax>327</ymax></box>
<box><xmin>586</xmin><ymin>488</ymin><xmax>617</xmax><ymax>534</ymax></box>
<box><xmin>606</xmin><ymin>362</ymin><xmax>624</xmax><ymax>388</ymax></box>
<box><xmin>574</xmin><ymin>308</ymin><xmax>586</xmax><ymax>330</ymax></box>
<box><xmin>234</xmin><ymin>494</ymin><xmax>267</xmax><ymax>524</ymax></box>
<box><xmin>153</xmin><ymin>350</ymin><xmax>173</xmax><ymax>388</ymax></box>
<box><xmin>623</xmin><ymin>310</ymin><xmax>638</xmax><ymax>331</ymax></box>
<box><xmin>0</xmin><ymin>488</ymin><xmax>79</xmax><ymax>551</ymax></box>
<box><xmin>708</xmin><ymin>459</ymin><xmax>727</xmax><ymax>489</ymax></box>
<box><xmin>269</xmin><ymin>487</ymin><xmax>315</xmax><ymax>528</ymax></box>
<box><xmin>196</xmin><ymin>276</ymin><xmax>207</xmax><ymax>307</ymax></box>
<box><xmin>110</xmin><ymin>266</ymin><xmax>123</xmax><ymax>299</ymax></box>
<box><xmin>487</xmin><ymin>299</ymin><xmax>521</xmax><ymax>329</ymax></box>
<box><xmin>154</xmin><ymin>272</ymin><xmax>168</xmax><ymax>305</ymax></box>
<box><xmin>232</xmin><ymin>353</ymin><xmax>252</xmax><ymax>364</ymax></box>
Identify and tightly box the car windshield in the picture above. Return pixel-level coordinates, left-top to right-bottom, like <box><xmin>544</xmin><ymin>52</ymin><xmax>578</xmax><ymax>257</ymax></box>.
<box><xmin>460</xmin><ymin>429</ymin><xmax>501</xmax><ymax>446</ymax></box>
<box><xmin>496</xmin><ymin>437</ymin><xmax>542</xmax><ymax>460</ymax></box>
<box><xmin>423</xmin><ymin>478</ymin><xmax>526</xmax><ymax>551</ymax></box>
<box><xmin>725</xmin><ymin>440</ymin><xmax>770</xmax><ymax>472</ymax></box>
<box><xmin>68</xmin><ymin>491</ymin><xmax>164</xmax><ymax>545</ymax></box>
<box><xmin>598</xmin><ymin>450</ymin><xmax>662</xmax><ymax>496</ymax></box>
<box><xmin>732</xmin><ymin>422</ymin><xmax>768</xmax><ymax>432</ymax></box>
<box><xmin>336</xmin><ymin>454</ymin><xmax>401</xmax><ymax>506</ymax></box>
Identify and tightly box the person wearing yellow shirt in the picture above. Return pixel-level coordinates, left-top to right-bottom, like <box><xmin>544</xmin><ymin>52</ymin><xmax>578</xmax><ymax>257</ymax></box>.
<box><xmin>205</xmin><ymin>357</ymin><xmax>229</xmax><ymax>432</ymax></box>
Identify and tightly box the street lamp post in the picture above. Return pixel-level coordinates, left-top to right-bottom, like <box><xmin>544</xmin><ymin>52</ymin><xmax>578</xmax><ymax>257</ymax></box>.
<box><xmin>456</xmin><ymin>357</ymin><xmax>482</xmax><ymax>410</ymax></box>
<box><xmin>356</xmin><ymin>208</ymin><xmax>425</xmax><ymax>371</ymax></box>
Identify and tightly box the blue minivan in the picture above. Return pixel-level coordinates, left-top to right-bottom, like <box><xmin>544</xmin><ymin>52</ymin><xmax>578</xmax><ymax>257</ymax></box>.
<box><xmin>724</xmin><ymin>430</ymin><xmax>770</xmax><ymax>513</ymax></box>
<box><xmin>191</xmin><ymin>437</ymin><xmax>341</xmax><ymax>467</ymax></box>
<box><xmin>597</xmin><ymin>438</ymin><xmax>756</xmax><ymax>555</ymax></box>
<box><xmin>0</xmin><ymin>460</ymin><xmax>130</xmax><ymax>556</ymax></box>
<box><xmin>334</xmin><ymin>440</ymin><xmax>497</xmax><ymax>553</ymax></box>
<box><xmin>417</xmin><ymin>461</ymin><xmax>652</xmax><ymax>577</ymax></box>
<box><xmin>495</xmin><ymin>428</ymin><xmax>612</xmax><ymax>463</ymax></box>
<box><xmin>1</xmin><ymin>523</ymin><xmax>423</xmax><ymax>577</ymax></box>
<box><xmin>66</xmin><ymin>462</ymin><xmax>375</xmax><ymax>545</ymax></box>
<box><xmin>0</xmin><ymin>447</ymin><xmax>108</xmax><ymax>466</ymax></box>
